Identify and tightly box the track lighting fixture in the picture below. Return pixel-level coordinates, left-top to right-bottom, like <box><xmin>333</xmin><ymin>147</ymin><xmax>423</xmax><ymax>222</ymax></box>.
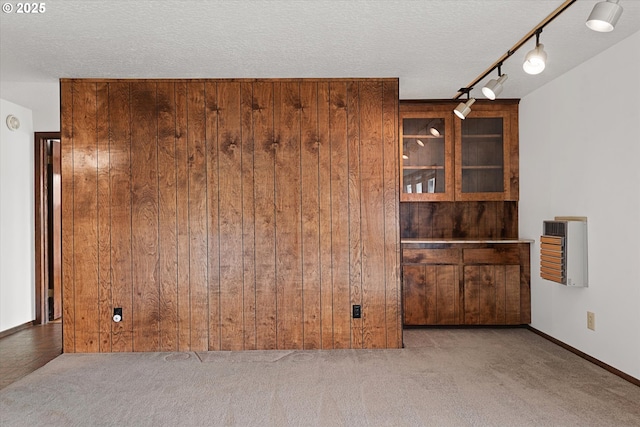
<box><xmin>586</xmin><ymin>0</ymin><xmax>623</xmax><ymax>32</ymax></box>
<box><xmin>523</xmin><ymin>29</ymin><xmax>547</xmax><ymax>75</ymax></box>
<box><xmin>453</xmin><ymin>89</ymin><xmax>475</xmax><ymax>120</ymax></box>
<box><xmin>416</xmin><ymin>139</ymin><xmax>425</xmax><ymax>147</ymax></box>
<box><xmin>427</xmin><ymin>119</ymin><xmax>442</xmax><ymax>137</ymax></box>
<box><xmin>482</xmin><ymin>64</ymin><xmax>508</xmax><ymax>100</ymax></box>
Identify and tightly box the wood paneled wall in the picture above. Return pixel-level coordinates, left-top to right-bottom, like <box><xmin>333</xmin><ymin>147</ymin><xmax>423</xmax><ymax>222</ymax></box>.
<box><xmin>60</xmin><ymin>78</ymin><xmax>400</xmax><ymax>353</ymax></box>
<box><xmin>400</xmin><ymin>201</ymin><xmax>518</xmax><ymax>239</ymax></box>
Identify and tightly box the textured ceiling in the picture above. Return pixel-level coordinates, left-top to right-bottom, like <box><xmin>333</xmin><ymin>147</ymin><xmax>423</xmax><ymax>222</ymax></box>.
<box><xmin>1</xmin><ymin>0</ymin><xmax>639</xmax><ymax>100</ymax></box>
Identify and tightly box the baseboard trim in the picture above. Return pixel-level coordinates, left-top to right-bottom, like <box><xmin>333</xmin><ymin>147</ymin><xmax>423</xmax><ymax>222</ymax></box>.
<box><xmin>527</xmin><ymin>326</ymin><xmax>639</xmax><ymax>387</ymax></box>
<box><xmin>0</xmin><ymin>321</ymin><xmax>36</xmax><ymax>339</ymax></box>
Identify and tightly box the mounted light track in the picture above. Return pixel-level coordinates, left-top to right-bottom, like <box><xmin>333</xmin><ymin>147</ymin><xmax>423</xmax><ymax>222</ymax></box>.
<box><xmin>453</xmin><ymin>0</ymin><xmax>578</xmax><ymax>100</ymax></box>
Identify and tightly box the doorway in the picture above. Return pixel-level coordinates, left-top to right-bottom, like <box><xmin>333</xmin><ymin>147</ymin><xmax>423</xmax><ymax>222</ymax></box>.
<box><xmin>34</xmin><ymin>132</ymin><xmax>61</xmax><ymax>324</ymax></box>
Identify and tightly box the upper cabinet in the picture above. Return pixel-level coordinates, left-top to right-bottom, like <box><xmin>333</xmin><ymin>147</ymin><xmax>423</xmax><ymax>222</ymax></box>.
<box><xmin>400</xmin><ymin>101</ymin><xmax>519</xmax><ymax>202</ymax></box>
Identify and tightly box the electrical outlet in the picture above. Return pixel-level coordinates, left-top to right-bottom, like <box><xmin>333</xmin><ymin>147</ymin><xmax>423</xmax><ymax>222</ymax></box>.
<box><xmin>587</xmin><ymin>311</ymin><xmax>595</xmax><ymax>331</ymax></box>
<box><xmin>352</xmin><ymin>305</ymin><xmax>361</xmax><ymax>319</ymax></box>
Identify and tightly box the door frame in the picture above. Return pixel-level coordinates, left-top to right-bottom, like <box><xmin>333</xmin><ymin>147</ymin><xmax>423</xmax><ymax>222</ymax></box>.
<box><xmin>34</xmin><ymin>131</ymin><xmax>61</xmax><ymax>325</ymax></box>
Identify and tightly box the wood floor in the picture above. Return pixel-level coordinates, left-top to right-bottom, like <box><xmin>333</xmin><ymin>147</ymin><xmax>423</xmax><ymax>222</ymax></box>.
<box><xmin>0</xmin><ymin>322</ymin><xmax>62</xmax><ymax>389</ymax></box>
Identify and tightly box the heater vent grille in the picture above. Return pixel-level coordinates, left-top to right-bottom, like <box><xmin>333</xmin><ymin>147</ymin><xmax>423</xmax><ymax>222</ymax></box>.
<box><xmin>540</xmin><ymin>218</ymin><xmax>588</xmax><ymax>287</ymax></box>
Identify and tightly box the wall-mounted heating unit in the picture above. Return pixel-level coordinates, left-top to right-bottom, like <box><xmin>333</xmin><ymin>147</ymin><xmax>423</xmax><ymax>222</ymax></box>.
<box><xmin>540</xmin><ymin>217</ymin><xmax>588</xmax><ymax>287</ymax></box>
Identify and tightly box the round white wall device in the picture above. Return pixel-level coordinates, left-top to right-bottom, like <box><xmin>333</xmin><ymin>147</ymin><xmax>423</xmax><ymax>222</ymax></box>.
<box><xmin>6</xmin><ymin>115</ymin><xmax>20</xmax><ymax>131</ymax></box>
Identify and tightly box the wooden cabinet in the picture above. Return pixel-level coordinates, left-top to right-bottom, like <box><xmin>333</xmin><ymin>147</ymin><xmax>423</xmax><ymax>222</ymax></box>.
<box><xmin>402</xmin><ymin>241</ymin><xmax>531</xmax><ymax>326</ymax></box>
<box><xmin>402</xmin><ymin>248</ymin><xmax>461</xmax><ymax>325</ymax></box>
<box><xmin>400</xmin><ymin>101</ymin><xmax>519</xmax><ymax>202</ymax></box>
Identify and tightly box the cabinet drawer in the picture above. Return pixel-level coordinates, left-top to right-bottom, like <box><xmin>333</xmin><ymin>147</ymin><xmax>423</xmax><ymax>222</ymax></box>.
<box><xmin>463</xmin><ymin>247</ymin><xmax>520</xmax><ymax>264</ymax></box>
<box><xmin>402</xmin><ymin>248</ymin><xmax>460</xmax><ymax>264</ymax></box>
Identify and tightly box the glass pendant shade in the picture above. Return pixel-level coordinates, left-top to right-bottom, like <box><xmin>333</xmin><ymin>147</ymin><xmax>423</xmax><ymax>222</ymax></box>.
<box><xmin>523</xmin><ymin>44</ymin><xmax>547</xmax><ymax>75</ymax></box>
<box><xmin>586</xmin><ymin>0</ymin><xmax>623</xmax><ymax>32</ymax></box>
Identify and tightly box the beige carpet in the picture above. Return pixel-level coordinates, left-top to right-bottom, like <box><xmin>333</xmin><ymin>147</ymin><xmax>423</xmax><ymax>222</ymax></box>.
<box><xmin>1</xmin><ymin>328</ymin><xmax>639</xmax><ymax>426</ymax></box>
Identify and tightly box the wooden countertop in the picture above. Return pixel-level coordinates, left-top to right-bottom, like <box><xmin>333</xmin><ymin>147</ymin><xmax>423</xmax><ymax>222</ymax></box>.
<box><xmin>401</xmin><ymin>238</ymin><xmax>535</xmax><ymax>244</ymax></box>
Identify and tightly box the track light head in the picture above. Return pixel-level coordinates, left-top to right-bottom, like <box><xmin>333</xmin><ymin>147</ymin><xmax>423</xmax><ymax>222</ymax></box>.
<box><xmin>586</xmin><ymin>0</ymin><xmax>623</xmax><ymax>32</ymax></box>
<box><xmin>427</xmin><ymin>119</ymin><xmax>442</xmax><ymax>137</ymax></box>
<box><xmin>482</xmin><ymin>73</ymin><xmax>508</xmax><ymax>100</ymax></box>
<box><xmin>523</xmin><ymin>44</ymin><xmax>547</xmax><ymax>75</ymax></box>
<box><xmin>453</xmin><ymin>98</ymin><xmax>476</xmax><ymax>120</ymax></box>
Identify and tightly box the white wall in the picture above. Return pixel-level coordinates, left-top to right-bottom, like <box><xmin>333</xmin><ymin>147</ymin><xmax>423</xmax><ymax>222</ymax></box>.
<box><xmin>0</xmin><ymin>81</ymin><xmax>60</xmax><ymax>132</ymax></box>
<box><xmin>520</xmin><ymin>30</ymin><xmax>640</xmax><ymax>380</ymax></box>
<box><xmin>0</xmin><ymin>99</ymin><xmax>35</xmax><ymax>331</ymax></box>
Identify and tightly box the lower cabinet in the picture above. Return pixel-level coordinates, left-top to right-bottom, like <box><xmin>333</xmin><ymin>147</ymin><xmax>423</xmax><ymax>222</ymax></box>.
<box><xmin>402</xmin><ymin>242</ymin><xmax>531</xmax><ymax>326</ymax></box>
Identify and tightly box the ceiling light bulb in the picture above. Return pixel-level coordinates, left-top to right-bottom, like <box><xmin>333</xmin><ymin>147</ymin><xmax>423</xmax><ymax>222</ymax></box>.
<box><xmin>453</xmin><ymin>98</ymin><xmax>476</xmax><ymax>120</ymax></box>
<box><xmin>429</xmin><ymin>127</ymin><xmax>440</xmax><ymax>137</ymax></box>
<box><xmin>586</xmin><ymin>0</ymin><xmax>623</xmax><ymax>32</ymax></box>
<box><xmin>482</xmin><ymin>74</ymin><xmax>508</xmax><ymax>100</ymax></box>
<box><xmin>416</xmin><ymin>139</ymin><xmax>425</xmax><ymax>147</ymax></box>
<box><xmin>402</xmin><ymin>153</ymin><xmax>409</xmax><ymax>160</ymax></box>
<box><xmin>523</xmin><ymin>44</ymin><xmax>547</xmax><ymax>75</ymax></box>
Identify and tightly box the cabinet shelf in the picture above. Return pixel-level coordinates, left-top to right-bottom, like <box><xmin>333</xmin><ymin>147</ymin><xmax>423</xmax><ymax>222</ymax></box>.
<box><xmin>403</xmin><ymin>134</ymin><xmax>442</xmax><ymax>139</ymax></box>
<box><xmin>461</xmin><ymin>165</ymin><xmax>503</xmax><ymax>170</ymax></box>
<box><xmin>461</xmin><ymin>134</ymin><xmax>502</xmax><ymax>139</ymax></box>
<box><xmin>403</xmin><ymin>166</ymin><xmax>444</xmax><ymax>170</ymax></box>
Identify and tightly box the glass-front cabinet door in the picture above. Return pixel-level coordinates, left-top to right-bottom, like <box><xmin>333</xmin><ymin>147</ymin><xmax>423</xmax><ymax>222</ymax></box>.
<box><xmin>399</xmin><ymin>101</ymin><xmax>518</xmax><ymax>202</ymax></box>
<box><xmin>400</xmin><ymin>110</ymin><xmax>454</xmax><ymax>201</ymax></box>
<box><xmin>454</xmin><ymin>109</ymin><xmax>513</xmax><ymax>201</ymax></box>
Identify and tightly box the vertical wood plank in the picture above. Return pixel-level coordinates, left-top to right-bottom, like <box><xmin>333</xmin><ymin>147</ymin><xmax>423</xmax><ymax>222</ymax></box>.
<box><xmin>51</xmin><ymin>140</ymin><xmax>63</xmax><ymax>321</ymax></box>
<box><xmin>505</xmin><ymin>265</ymin><xmax>521</xmax><ymax>324</ymax></box>
<box><xmin>359</xmin><ymin>81</ymin><xmax>386</xmax><ymax>349</ymax></box>
<box><xmin>157</xmin><ymin>81</ymin><xmax>178</xmax><ymax>351</ymax></box>
<box><xmin>60</xmin><ymin>81</ymin><xmax>75</xmax><ymax>353</ymax></box>
<box><xmin>436</xmin><ymin>265</ymin><xmax>458</xmax><ymax>325</ymax></box>
<box><xmin>240</xmin><ymin>82</ymin><xmax>257</xmax><ymax>350</ymax></box>
<box><xmin>218</xmin><ymin>82</ymin><xmax>245</xmax><ymax>351</ymax></box>
<box><xmin>204</xmin><ymin>82</ymin><xmax>220</xmax><ymax>350</ymax></box>
<box><xmin>130</xmin><ymin>81</ymin><xmax>159</xmax><ymax>352</ymax></box>
<box><xmin>519</xmin><ymin>243</ymin><xmax>531</xmax><ymax>323</ymax></box>
<box><xmin>476</xmin><ymin>202</ymin><xmax>497</xmax><ymax>238</ymax></box>
<box><xmin>464</xmin><ymin>266</ymin><xmax>480</xmax><ymax>324</ymax></box>
<box><xmin>175</xmin><ymin>82</ymin><xmax>191</xmax><ymax>351</ymax></box>
<box><xmin>317</xmin><ymin>83</ymin><xmax>333</xmax><ymax>348</ymax></box>
<box><xmin>495</xmin><ymin>265</ymin><xmax>507</xmax><ymax>324</ymax></box>
<box><xmin>73</xmin><ymin>81</ymin><xmax>100</xmax><ymax>352</ymax></box>
<box><xmin>300</xmin><ymin>82</ymin><xmax>321</xmax><ymax>349</ymax></box>
<box><xmin>329</xmin><ymin>82</ymin><xmax>350</xmax><ymax>349</ymax></box>
<box><xmin>187</xmin><ymin>82</ymin><xmax>209</xmax><ymax>351</ymax></box>
<box><xmin>382</xmin><ymin>80</ymin><xmax>400</xmax><ymax>347</ymax></box>
<box><xmin>275</xmin><ymin>82</ymin><xmax>303</xmax><ymax>349</ymax></box>
<box><xmin>96</xmin><ymin>82</ymin><xmax>112</xmax><ymax>352</ymax></box>
<box><xmin>109</xmin><ymin>82</ymin><xmax>133</xmax><ymax>352</ymax></box>
<box><xmin>347</xmin><ymin>81</ymin><xmax>363</xmax><ymax>348</ymax></box>
<box><xmin>253</xmin><ymin>81</ymin><xmax>277</xmax><ymax>349</ymax></box>
<box><xmin>433</xmin><ymin>203</ymin><xmax>454</xmax><ymax>239</ymax></box>
<box><xmin>478</xmin><ymin>265</ymin><xmax>497</xmax><ymax>324</ymax></box>
<box><xmin>424</xmin><ymin>266</ymin><xmax>437</xmax><ymax>324</ymax></box>
<box><xmin>402</xmin><ymin>265</ymin><xmax>426</xmax><ymax>325</ymax></box>
<box><xmin>509</xmin><ymin>107</ymin><xmax>519</xmax><ymax>201</ymax></box>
